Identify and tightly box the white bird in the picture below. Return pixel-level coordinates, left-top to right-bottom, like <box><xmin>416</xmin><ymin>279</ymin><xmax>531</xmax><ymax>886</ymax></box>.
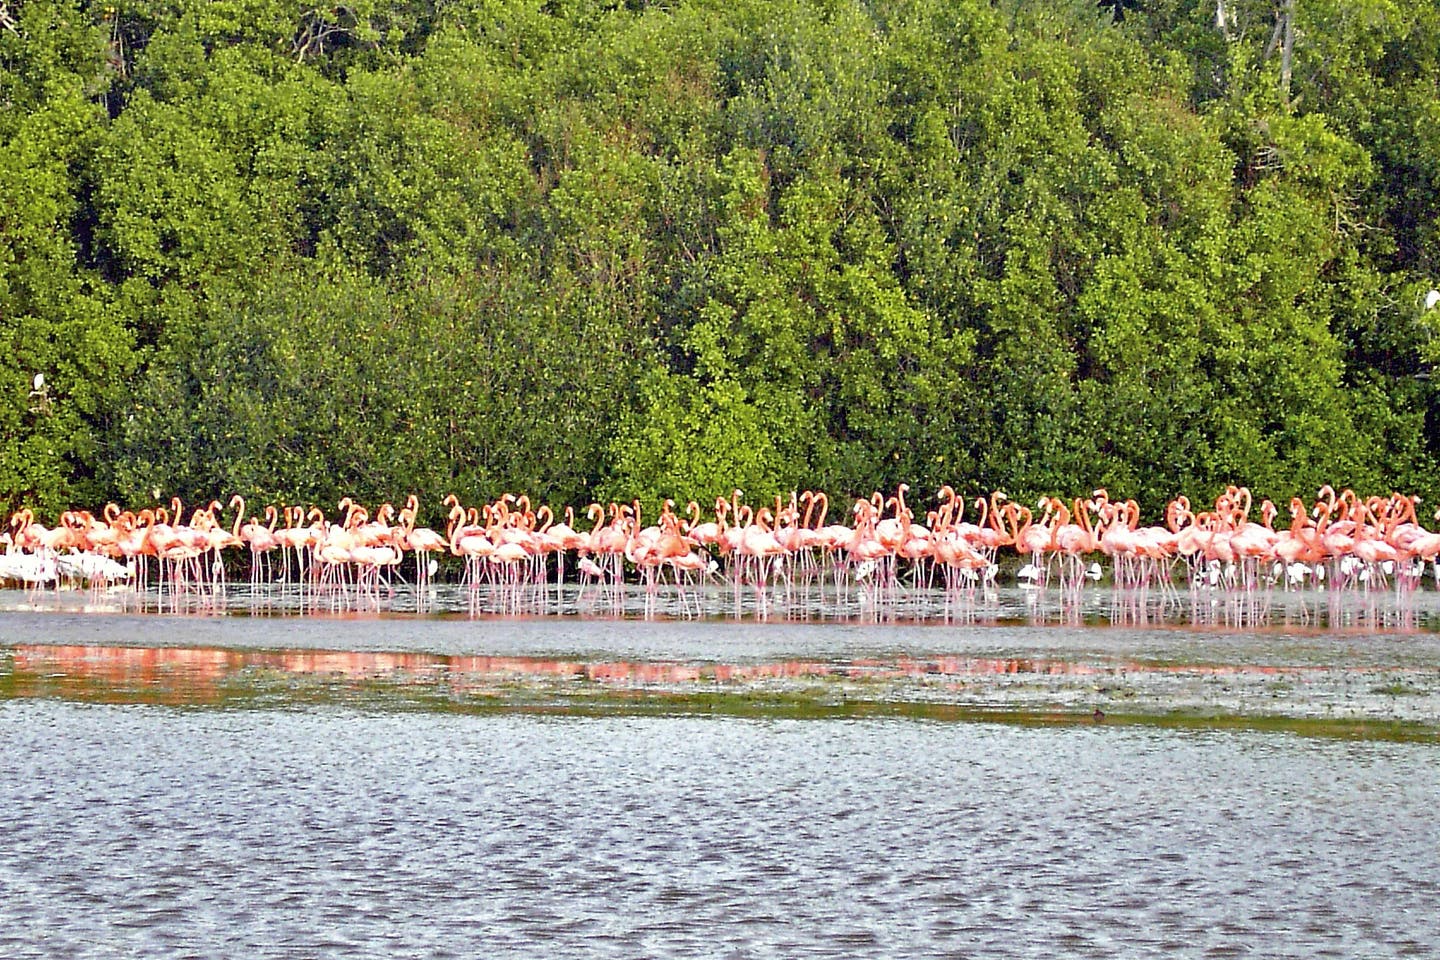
<box><xmin>854</xmin><ymin>559</ymin><xmax>878</xmax><ymax>582</ymax></box>
<box><xmin>0</xmin><ymin>553</ymin><xmax>57</xmax><ymax>585</ymax></box>
<box><xmin>56</xmin><ymin>552</ymin><xmax>133</xmax><ymax>584</ymax></box>
<box><xmin>1425</xmin><ymin>288</ymin><xmax>1440</xmax><ymax>311</ymax></box>
<box><xmin>31</xmin><ymin>372</ymin><xmax>44</xmax><ymax>392</ymax></box>
<box><xmin>1085</xmin><ymin>562</ymin><xmax>1103</xmax><ymax>581</ymax></box>
<box><xmin>1195</xmin><ymin>560</ymin><xmax>1220</xmax><ymax>587</ymax></box>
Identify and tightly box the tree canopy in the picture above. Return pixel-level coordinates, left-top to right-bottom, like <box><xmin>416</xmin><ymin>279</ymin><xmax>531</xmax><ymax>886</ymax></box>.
<box><xmin>3</xmin><ymin>0</ymin><xmax>1438</xmax><ymax>519</ymax></box>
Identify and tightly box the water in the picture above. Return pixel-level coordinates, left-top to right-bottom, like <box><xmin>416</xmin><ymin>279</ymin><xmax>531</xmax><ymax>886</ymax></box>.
<box><xmin>0</xmin><ymin>706</ymin><xmax>1436</xmax><ymax>958</ymax></box>
<box><xmin>8</xmin><ymin>579</ymin><xmax>1440</xmax><ymax>632</ymax></box>
<box><xmin>4</xmin><ymin>592</ymin><xmax>1439</xmax><ymax>731</ymax></box>
<box><xmin>2</xmin><ymin>591</ymin><xmax>1439</xmax><ymax>957</ymax></box>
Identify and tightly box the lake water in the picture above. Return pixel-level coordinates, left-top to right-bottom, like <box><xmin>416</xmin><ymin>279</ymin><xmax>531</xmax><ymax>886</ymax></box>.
<box><xmin>2</xmin><ymin>586</ymin><xmax>1439</xmax><ymax>957</ymax></box>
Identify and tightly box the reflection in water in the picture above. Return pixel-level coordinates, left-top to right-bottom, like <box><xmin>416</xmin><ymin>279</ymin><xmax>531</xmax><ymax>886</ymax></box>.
<box><xmin>6</xmin><ymin>579</ymin><xmax>1440</xmax><ymax>735</ymax></box>
<box><xmin>12</xmin><ymin>642</ymin><xmax>1155</xmax><ymax>690</ymax></box>
<box><xmin>5</xmin><ymin>579</ymin><xmax>1440</xmax><ymax>633</ymax></box>
<box><xmin>6</xmin><ymin>638</ymin><xmax>1438</xmax><ymax>739</ymax></box>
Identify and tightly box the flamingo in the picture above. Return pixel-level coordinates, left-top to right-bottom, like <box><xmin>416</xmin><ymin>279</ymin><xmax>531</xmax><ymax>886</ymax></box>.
<box><xmin>12</xmin><ymin>480</ymin><xmax>1440</xmax><ymax>608</ymax></box>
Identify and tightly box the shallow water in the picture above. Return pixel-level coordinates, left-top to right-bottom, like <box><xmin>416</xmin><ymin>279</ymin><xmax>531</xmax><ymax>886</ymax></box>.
<box><xmin>0</xmin><ymin>706</ymin><xmax>1436</xmax><ymax>959</ymax></box>
<box><xmin>3</xmin><ymin>586</ymin><xmax>1440</xmax><ymax>734</ymax></box>
<box><xmin>3</xmin><ymin>588</ymin><xmax>1438</xmax><ymax>957</ymax></box>
<box><xmin>6</xmin><ymin>579</ymin><xmax>1440</xmax><ymax>633</ymax></box>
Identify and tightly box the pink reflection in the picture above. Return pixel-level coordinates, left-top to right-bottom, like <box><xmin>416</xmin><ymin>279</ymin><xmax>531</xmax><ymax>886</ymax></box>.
<box><xmin>13</xmin><ymin>644</ymin><xmax>236</xmax><ymax>685</ymax></box>
<box><xmin>8</xmin><ymin>643</ymin><xmax>1326</xmax><ymax>700</ymax></box>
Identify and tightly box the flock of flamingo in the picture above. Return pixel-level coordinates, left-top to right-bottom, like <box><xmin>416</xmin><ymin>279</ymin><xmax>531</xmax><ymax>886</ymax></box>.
<box><xmin>3</xmin><ymin>484</ymin><xmax>1439</xmax><ymax>605</ymax></box>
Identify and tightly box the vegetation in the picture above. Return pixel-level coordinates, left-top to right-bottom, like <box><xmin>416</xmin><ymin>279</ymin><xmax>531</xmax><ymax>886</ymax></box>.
<box><xmin>3</xmin><ymin>0</ymin><xmax>1439</xmax><ymax>519</ymax></box>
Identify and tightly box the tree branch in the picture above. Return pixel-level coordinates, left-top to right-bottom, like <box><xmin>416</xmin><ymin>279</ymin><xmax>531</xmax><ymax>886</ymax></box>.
<box><xmin>1279</xmin><ymin>0</ymin><xmax>1295</xmax><ymax>107</ymax></box>
<box><xmin>292</xmin><ymin>6</ymin><xmax>357</xmax><ymax>62</ymax></box>
<box><xmin>0</xmin><ymin>0</ymin><xmax>22</xmax><ymax>37</ymax></box>
<box><xmin>1215</xmin><ymin>0</ymin><xmax>1235</xmax><ymax>41</ymax></box>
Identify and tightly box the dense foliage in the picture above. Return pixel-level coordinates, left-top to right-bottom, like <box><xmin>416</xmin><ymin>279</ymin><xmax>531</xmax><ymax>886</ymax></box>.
<box><xmin>3</xmin><ymin>0</ymin><xmax>1438</xmax><ymax>519</ymax></box>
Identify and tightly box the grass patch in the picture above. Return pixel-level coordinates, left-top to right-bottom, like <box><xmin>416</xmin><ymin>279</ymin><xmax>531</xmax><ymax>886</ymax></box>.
<box><xmin>1369</xmin><ymin>682</ymin><xmax>1426</xmax><ymax>697</ymax></box>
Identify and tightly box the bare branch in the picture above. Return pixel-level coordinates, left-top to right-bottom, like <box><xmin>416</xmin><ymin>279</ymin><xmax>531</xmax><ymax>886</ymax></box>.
<box><xmin>1262</xmin><ymin>12</ymin><xmax>1283</xmax><ymax>60</ymax></box>
<box><xmin>292</xmin><ymin>6</ymin><xmax>358</xmax><ymax>63</ymax></box>
<box><xmin>1</xmin><ymin>0</ymin><xmax>22</xmax><ymax>38</ymax></box>
<box><xmin>1279</xmin><ymin>0</ymin><xmax>1295</xmax><ymax>107</ymax></box>
<box><xmin>1215</xmin><ymin>0</ymin><xmax>1235</xmax><ymax>41</ymax></box>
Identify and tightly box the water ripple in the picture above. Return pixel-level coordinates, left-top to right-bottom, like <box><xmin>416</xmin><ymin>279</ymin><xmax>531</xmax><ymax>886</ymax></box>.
<box><xmin>8</xmin><ymin>705</ymin><xmax>1433</xmax><ymax>958</ymax></box>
